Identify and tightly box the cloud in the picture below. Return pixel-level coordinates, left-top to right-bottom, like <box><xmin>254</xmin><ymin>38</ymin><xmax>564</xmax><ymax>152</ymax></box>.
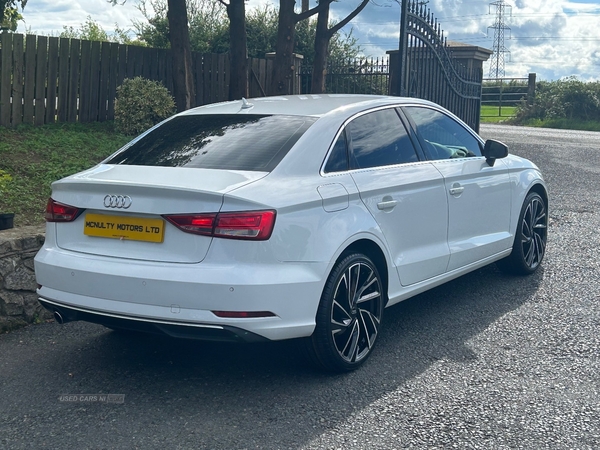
<box><xmin>18</xmin><ymin>0</ymin><xmax>145</xmax><ymax>35</ymax></box>
<box><xmin>14</xmin><ymin>0</ymin><xmax>600</xmax><ymax>81</ymax></box>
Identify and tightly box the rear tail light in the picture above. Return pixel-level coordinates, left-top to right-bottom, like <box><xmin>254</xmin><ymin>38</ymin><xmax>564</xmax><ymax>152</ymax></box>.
<box><xmin>45</xmin><ymin>198</ymin><xmax>82</xmax><ymax>222</ymax></box>
<box><xmin>163</xmin><ymin>210</ymin><xmax>276</xmax><ymax>240</ymax></box>
<box><xmin>162</xmin><ymin>214</ymin><xmax>216</xmax><ymax>236</ymax></box>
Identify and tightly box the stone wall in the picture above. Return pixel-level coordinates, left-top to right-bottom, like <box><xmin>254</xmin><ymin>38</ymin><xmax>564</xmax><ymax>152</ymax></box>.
<box><xmin>0</xmin><ymin>226</ymin><xmax>52</xmax><ymax>332</ymax></box>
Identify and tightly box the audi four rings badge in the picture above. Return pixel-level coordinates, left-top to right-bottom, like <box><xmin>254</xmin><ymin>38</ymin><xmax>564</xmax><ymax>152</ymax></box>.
<box><xmin>103</xmin><ymin>195</ymin><xmax>132</xmax><ymax>209</ymax></box>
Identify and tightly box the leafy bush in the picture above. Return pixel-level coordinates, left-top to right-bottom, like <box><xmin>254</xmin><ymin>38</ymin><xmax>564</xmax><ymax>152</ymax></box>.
<box><xmin>0</xmin><ymin>169</ymin><xmax>12</xmax><ymax>194</ymax></box>
<box><xmin>513</xmin><ymin>77</ymin><xmax>600</xmax><ymax>124</ymax></box>
<box><xmin>114</xmin><ymin>77</ymin><xmax>176</xmax><ymax>135</ymax></box>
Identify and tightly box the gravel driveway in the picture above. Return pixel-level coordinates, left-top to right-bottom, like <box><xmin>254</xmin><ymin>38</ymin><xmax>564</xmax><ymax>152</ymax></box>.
<box><xmin>1</xmin><ymin>124</ymin><xmax>599</xmax><ymax>449</ymax></box>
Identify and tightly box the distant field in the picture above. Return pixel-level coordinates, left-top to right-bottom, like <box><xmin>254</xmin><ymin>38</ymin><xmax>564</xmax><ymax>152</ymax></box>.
<box><xmin>480</xmin><ymin>105</ymin><xmax>517</xmax><ymax>123</ymax></box>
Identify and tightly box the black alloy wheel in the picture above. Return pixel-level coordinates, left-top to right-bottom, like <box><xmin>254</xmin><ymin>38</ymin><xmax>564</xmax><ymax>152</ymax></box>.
<box><xmin>497</xmin><ymin>191</ymin><xmax>547</xmax><ymax>275</ymax></box>
<box><xmin>305</xmin><ymin>253</ymin><xmax>384</xmax><ymax>372</ymax></box>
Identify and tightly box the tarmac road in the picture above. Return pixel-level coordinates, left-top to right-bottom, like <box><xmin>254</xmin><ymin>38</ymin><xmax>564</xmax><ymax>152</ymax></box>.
<box><xmin>1</xmin><ymin>124</ymin><xmax>599</xmax><ymax>449</ymax></box>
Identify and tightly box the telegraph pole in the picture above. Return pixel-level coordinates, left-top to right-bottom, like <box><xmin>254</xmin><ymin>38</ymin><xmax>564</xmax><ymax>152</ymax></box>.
<box><xmin>488</xmin><ymin>0</ymin><xmax>511</xmax><ymax>78</ymax></box>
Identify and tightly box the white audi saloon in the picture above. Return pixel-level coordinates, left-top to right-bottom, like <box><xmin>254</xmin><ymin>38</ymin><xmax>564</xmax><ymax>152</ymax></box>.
<box><xmin>35</xmin><ymin>95</ymin><xmax>547</xmax><ymax>371</ymax></box>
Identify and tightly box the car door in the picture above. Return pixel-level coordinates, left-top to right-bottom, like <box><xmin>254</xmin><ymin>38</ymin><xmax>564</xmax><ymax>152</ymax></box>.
<box><xmin>343</xmin><ymin>107</ymin><xmax>450</xmax><ymax>286</ymax></box>
<box><xmin>403</xmin><ymin>106</ymin><xmax>512</xmax><ymax>272</ymax></box>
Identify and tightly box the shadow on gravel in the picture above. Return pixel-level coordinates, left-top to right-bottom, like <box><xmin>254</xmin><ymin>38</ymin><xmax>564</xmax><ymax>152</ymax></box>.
<box><xmin>1</xmin><ymin>263</ymin><xmax>543</xmax><ymax>449</ymax></box>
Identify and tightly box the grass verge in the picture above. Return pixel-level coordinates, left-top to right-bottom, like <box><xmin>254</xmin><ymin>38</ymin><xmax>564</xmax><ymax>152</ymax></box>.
<box><xmin>511</xmin><ymin>118</ymin><xmax>600</xmax><ymax>132</ymax></box>
<box><xmin>0</xmin><ymin>122</ymin><xmax>130</xmax><ymax>227</ymax></box>
<box><xmin>480</xmin><ymin>105</ymin><xmax>517</xmax><ymax>123</ymax></box>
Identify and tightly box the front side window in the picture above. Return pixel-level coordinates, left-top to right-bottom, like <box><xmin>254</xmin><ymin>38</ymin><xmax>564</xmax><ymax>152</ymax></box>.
<box><xmin>106</xmin><ymin>114</ymin><xmax>317</xmax><ymax>172</ymax></box>
<box><xmin>404</xmin><ymin>106</ymin><xmax>482</xmax><ymax>160</ymax></box>
<box><xmin>347</xmin><ymin>108</ymin><xmax>419</xmax><ymax>169</ymax></box>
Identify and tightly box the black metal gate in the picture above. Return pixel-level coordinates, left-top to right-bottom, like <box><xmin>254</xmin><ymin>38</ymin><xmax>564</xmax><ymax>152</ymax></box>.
<box><xmin>395</xmin><ymin>0</ymin><xmax>483</xmax><ymax>131</ymax></box>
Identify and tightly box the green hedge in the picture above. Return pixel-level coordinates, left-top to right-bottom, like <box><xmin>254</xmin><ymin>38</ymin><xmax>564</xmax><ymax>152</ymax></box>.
<box><xmin>513</xmin><ymin>77</ymin><xmax>600</xmax><ymax>123</ymax></box>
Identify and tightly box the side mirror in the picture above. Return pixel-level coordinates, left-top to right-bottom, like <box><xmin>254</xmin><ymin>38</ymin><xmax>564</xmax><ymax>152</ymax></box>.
<box><xmin>483</xmin><ymin>139</ymin><xmax>509</xmax><ymax>166</ymax></box>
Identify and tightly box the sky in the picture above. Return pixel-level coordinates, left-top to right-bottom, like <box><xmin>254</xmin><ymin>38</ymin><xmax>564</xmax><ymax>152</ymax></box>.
<box><xmin>13</xmin><ymin>0</ymin><xmax>600</xmax><ymax>81</ymax></box>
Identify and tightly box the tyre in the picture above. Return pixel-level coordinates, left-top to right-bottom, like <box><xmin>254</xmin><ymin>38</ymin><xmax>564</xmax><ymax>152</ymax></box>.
<box><xmin>305</xmin><ymin>253</ymin><xmax>384</xmax><ymax>372</ymax></box>
<box><xmin>497</xmin><ymin>191</ymin><xmax>547</xmax><ymax>275</ymax></box>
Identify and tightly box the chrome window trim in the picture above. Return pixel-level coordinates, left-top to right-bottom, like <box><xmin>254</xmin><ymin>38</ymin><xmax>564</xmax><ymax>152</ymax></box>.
<box><xmin>319</xmin><ymin>104</ymin><xmax>423</xmax><ymax>177</ymax></box>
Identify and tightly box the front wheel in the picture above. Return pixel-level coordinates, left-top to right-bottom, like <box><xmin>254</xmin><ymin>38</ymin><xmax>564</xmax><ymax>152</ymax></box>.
<box><xmin>304</xmin><ymin>253</ymin><xmax>384</xmax><ymax>372</ymax></box>
<box><xmin>497</xmin><ymin>191</ymin><xmax>547</xmax><ymax>275</ymax></box>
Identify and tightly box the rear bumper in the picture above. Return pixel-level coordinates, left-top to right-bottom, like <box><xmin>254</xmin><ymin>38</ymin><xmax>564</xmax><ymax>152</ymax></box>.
<box><xmin>38</xmin><ymin>297</ymin><xmax>268</xmax><ymax>342</ymax></box>
<box><xmin>35</xmin><ymin>246</ymin><xmax>328</xmax><ymax>341</ymax></box>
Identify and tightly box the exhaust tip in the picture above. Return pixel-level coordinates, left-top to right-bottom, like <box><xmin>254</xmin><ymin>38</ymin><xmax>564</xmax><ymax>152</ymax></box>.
<box><xmin>54</xmin><ymin>311</ymin><xmax>64</xmax><ymax>325</ymax></box>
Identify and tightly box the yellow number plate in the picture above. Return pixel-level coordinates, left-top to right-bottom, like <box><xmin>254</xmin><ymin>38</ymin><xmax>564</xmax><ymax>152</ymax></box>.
<box><xmin>84</xmin><ymin>214</ymin><xmax>165</xmax><ymax>243</ymax></box>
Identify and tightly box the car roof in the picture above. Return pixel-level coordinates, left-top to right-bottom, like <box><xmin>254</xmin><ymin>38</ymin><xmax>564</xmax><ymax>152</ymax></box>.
<box><xmin>179</xmin><ymin>94</ymin><xmax>437</xmax><ymax>118</ymax></box>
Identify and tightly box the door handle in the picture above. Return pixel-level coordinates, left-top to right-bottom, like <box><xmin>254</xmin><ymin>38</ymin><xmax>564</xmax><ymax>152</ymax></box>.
<box><xmin>449</xmin><ymin>184</ymin><xmax>464</xmax><ymax>196</ymax></box>
<box><xmin>377</xmin><ymin>200</ymin><xmax>397</xmax><ymax>210</ymax></box>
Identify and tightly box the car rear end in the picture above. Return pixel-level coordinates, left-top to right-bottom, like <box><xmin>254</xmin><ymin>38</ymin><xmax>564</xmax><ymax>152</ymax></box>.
<box><xmin>34</xmin><ymin>111</ymin><xmax>327</xmax><ymax>342</ymax></box>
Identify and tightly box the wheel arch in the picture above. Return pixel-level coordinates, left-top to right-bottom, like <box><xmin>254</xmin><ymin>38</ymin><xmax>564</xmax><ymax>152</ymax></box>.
<box><xmin>337</xmin><ymin>238</ymin><xmax>390</xmax><ymax>306</ymax></box>
<box><xmin>528</xmin><ymin>182</ymin><xmax>548</xmax><ymax>208</ymax></box>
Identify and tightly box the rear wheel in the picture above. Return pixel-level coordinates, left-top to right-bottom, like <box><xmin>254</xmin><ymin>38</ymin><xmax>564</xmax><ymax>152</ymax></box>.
<box><xmin>497</xmin><ymin>191</ymin><xmax>547</xmax><ymax>275</ymax></box>
<box><xmin>305</xmin><ymin>253</ymin><xmax>384</xmax><ymax>372</ymax></box>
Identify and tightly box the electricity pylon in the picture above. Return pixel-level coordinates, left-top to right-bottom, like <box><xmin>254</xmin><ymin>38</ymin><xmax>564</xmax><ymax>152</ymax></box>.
<box><xmin>488</xmin><ymin>0</ymin><xmax>511</xmax><ymax>78</ymax></box>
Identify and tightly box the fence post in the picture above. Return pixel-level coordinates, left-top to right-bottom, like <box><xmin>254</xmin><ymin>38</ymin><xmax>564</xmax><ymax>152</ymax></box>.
<box><xmin>527</xmin><ymin>73</ymin><xmax>536</xmax><ymax>106</ymax></box>
<box><xmin>292</xmin><ymin>53</ymin><xmax>303</xmax><ymax>95</ymax></box>
<box><xmin>498</xmin><ymin>80</ymin><xmax>503</xmax><ymax>117</ymax></box>
<box><xmin>395</xmin><ymin>0</ymin><xmax>409</xmax><ymax>97</ymax></box>
<box><xmin>0</xmin><ymin>32</ymin><xmax>13</xmax><ymax>127</ymax></box>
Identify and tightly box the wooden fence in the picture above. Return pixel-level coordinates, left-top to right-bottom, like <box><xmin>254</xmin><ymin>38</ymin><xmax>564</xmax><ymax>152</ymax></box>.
<box><xmin>0</xmin><ymin>32</ymin><xmax>285</xmax><ymax>128</ymax></box>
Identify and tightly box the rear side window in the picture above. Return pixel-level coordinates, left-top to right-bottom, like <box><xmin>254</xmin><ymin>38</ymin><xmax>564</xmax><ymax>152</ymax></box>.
<box><xmin>324</xmin><ymin>130</ymin><xmax>349</xmax><ymax>173</ymax></box>
<box><xmin>347</xmin><ymin>108</ymin><xmax>419</xmax><ymax>169</ymax></box>
<box><xmin>106</xmin><ymin>114</ymin><xmax>317</xmax><ymax>172</ymax></box>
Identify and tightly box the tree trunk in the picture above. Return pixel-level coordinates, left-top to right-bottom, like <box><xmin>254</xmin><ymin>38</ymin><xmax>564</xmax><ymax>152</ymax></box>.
<box><xmin>311</xmin><ymin>5</ymin><xmax>330</xmax><ymax>94</ymax></box>
<box><xmin>227</xmin><ymin>0</ymin><xmax>248</xmax><ymax>100</ymax></box>
<box><xmin>311</xmin><ymin>0</ymin><xmax>370</xmax><ymax>95</ymax></box>
<box><xmin>167</xmin><ymin>0</ymin><xmax>196</xmax><ymax>111</ymax></box>
<box><xmin>270</xmin><ymin>0</ymin><xmax>297</xmax><ymax>95</ymax></box>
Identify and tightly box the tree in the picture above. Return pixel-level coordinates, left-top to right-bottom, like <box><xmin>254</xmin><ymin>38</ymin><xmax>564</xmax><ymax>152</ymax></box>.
<box><xmin>245</xmin><ymin>5</ymin><xmax>278</xmax><ymax>59</ymax></box>
<box><xmin>59</xmin><ymin>16</ymin><xmax>136</xmax><ymax>44</ymax></box>
<box><xmin>270</xmin><ymin>0</ymin><xmax>325</xmax><ymax>95</ymax></box>
<box><xmin>167</xmin><ymin>0</ymin><xmax>196</xmax><ymax>111</ymax></box>
<box><xmin>311</xmin><ymin>0</ymin><xmax>370</xmax><ymax>94</ymax></box>
<box><xmin>111</xmin><ymin>0</ymin><xmax>195</xmax><ymax>112</ymax></box>
<box><xmin>134</xmin><ymin>1</ymin><xmax>361</xmax><ymax>66</ymax></box>
<box><xmin>0</xmin><ymin>0</ymin><xmax>26</xmax><ymax>31</ymax></box>
<box><xmin>131</xmin><ymin>1</ymin><xmax>364</xmax><ymax>97</ymax></box>
<box><xmin>218</xmin><ymin>0</ymin><xmax>248</xmax><ymax>100</ymax></box>
<box><xmin>136</xmin><ymin>0</ymin><xmax>244</xmax><ymax>100</ymax></box>
<box><xmin>135</xmin><ymin>0</ymin><xmax>229</xmax><ymax>53</ymax></box>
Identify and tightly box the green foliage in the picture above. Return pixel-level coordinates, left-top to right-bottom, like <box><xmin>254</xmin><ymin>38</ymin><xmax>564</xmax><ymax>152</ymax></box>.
<box><xmin>135</xmin><ymin>0</ymin><xmax>229</xmax><ymax>53</ymax></box>
<box><xmin>0</xmin><ymin>122</ymin><xmax>130</xmax><ymax>226</ymax></box>
<box><xmin>59</xmin><ymin>15</ymin><xmax>141</xmax><ymax>45</ymax></box>
<box><xmin>0</xmin><ymin>169</ymin><xmax>12</xmax><ymax>194</ymax></box>
<box><xmin>513</xmin><ymin>77</ymin><xmax>600</xmax><ymax>124</ymax></box>
<box><xmin>114</xmin><ymin>77</ymin><xmax>175</xmax><ymax>135</ymax></box>
<box><xmin>0</xmin><ymin>0</ymin><xmax>25</xmax><ymax>31</ymax></box>
<box><xmin>510</xmin><ymin>117</ymin><xmax>600</xmax><ymax>132</ymax></box>
<box><xmin>245</xmin><ymin>5</ymin><xmax>278</xmax><ymax>59</ymax></box>
<box><xmin>0</xmin><ymin>6</ymin><xmax>22</xmax><ymax>31</ymax></box>
<box><xmin>133</xmin><ymin>0</ymin><xmax>362</xmax><ymax>67</ymax></box>
<box><xmin>60</xmin><ymin>16</ymin><xmax>111</xmax><ymax>41</ymax></box>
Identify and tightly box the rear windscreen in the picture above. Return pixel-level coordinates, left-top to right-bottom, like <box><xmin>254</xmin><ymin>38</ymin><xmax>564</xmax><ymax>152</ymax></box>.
<box><xmin>105</xmin><ymin>114</ymin><xmax>317</xmax><ymax>172</ymax></box>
